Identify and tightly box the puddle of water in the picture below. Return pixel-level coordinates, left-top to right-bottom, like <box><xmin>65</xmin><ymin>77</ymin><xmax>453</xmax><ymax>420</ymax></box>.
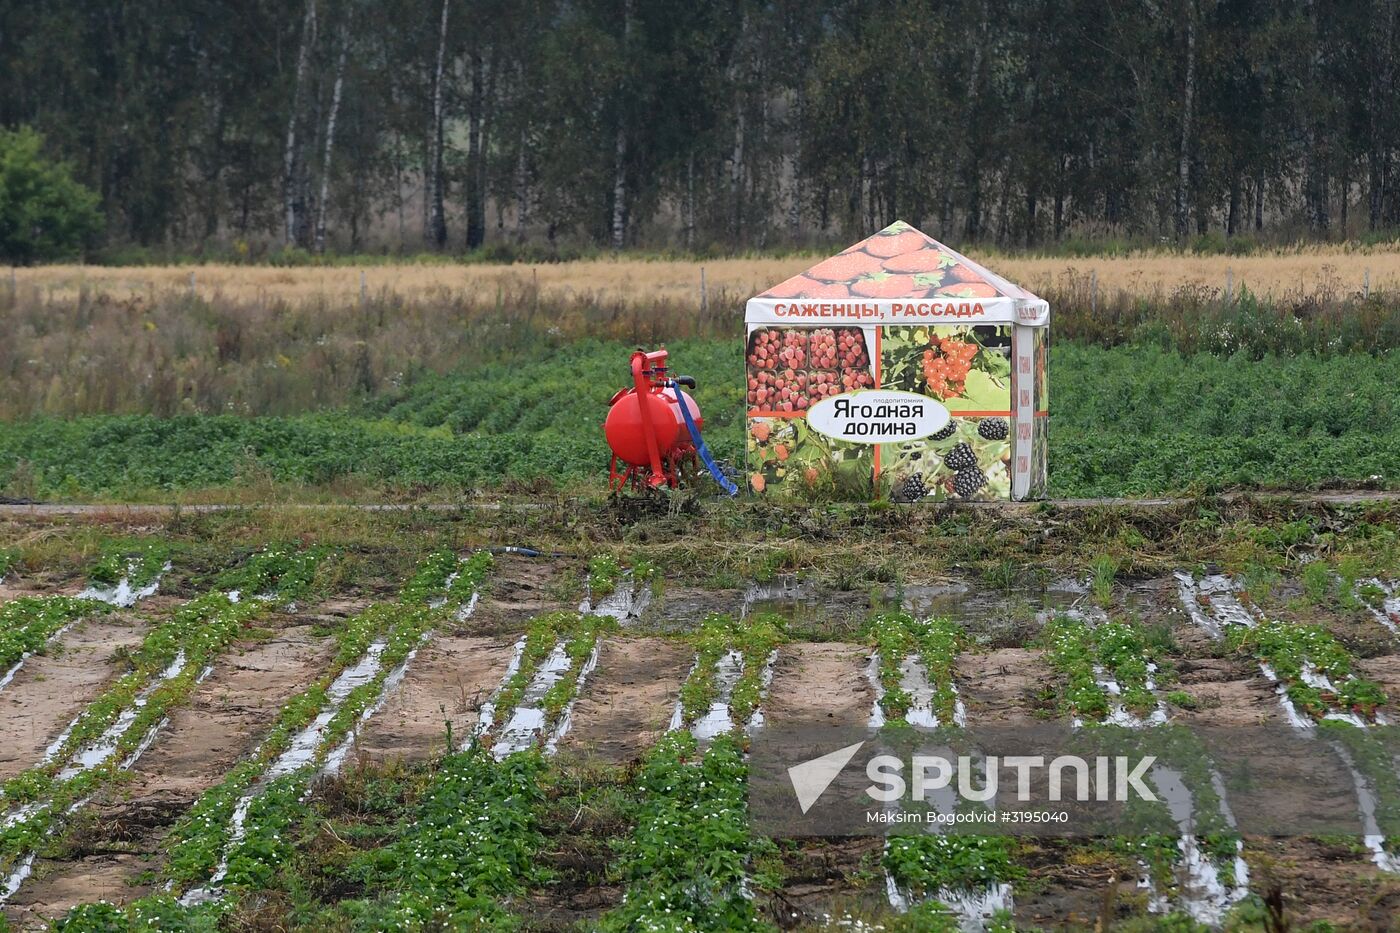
<box><xmin>865</xmin><ymin>654</ymin><xmax>886</xmax><ymax>729</ymax></box>
<box><xmin>580</xmin><ymin>571</ymin><xmax>652</xmax><ymax>624</ymax></box>
<box><xmin>492</xmin><ymin>644</ymin><xmax>573</xmax><ymax>758</ymax></box>
<box><xmin>78</xmin><ymin>561</ymin><xmax>170</xmax><ymax>608</ymax></box>
<box><xmin>1148</xmin><ymin>765</ymin><xmax>1246</xmax><ymax>924</ymax></box>
<box><xmin>899</xmin><ymin>656</ymin><xmax>940</xmax><ymax>728</ymax></box>
<box><xmin>741</xmin><ymin>577</ymin><xmax>817</xmax><ymax>619</ymax></box>
<box><xmin>1175</xmin><ymin>572</ymin><xmax>1257</xmax><ymax>639</ymax></box>
<box><xmin>1332</xmin><ymin>742</ymin><xmax>1400</xmax><ymax>873</ymax></box>
<box><xmin>0</xmin><ymin>852</ymin><xmax>36</xmax><ymax>902</ymax></box>
<box><xmin>1359</xmin><ymin>579</ymin><xmax>1400</xmax><ymax>636</ymax></box>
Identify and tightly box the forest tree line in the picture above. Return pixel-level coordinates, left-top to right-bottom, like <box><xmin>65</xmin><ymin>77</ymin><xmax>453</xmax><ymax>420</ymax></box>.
<box><xmin>2</xmin><ymin>0</ymin><xmax>1399</xmax><ymax>255</ymax></box>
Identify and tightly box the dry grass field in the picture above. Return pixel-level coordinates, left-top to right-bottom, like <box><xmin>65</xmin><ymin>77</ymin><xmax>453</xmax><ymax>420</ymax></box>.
<box><xmin>12</xmin><ymin>243</ymin><xmax>1400</xmax><ymax>306</ymax></box>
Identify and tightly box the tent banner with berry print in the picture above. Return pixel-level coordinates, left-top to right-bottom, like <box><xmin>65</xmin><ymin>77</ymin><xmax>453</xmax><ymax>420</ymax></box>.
<box><xmin>744</xmin><ymin>221</ymin><xmax>1048</xmax><ymax>502</ymax></box>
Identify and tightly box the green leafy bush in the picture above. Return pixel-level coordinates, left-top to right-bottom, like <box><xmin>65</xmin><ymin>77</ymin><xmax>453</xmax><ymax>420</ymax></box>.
<box><xmin>0</xmin><ymin>127</ymin><xmax>102</xmax><ymax>263</ymax></box>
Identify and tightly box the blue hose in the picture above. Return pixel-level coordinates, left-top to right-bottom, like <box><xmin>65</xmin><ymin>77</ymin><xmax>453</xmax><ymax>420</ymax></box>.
<box><xmin>673</xmin><ymin>383</ymin><xmax>738</xmax><ymax>496</ymax></box>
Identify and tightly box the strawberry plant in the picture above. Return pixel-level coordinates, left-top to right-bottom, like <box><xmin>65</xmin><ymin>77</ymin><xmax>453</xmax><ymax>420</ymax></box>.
<box><xmin>1227</xmin><ymin>619</ymin><xmax>1386</xmax><ymax>721</ymax></box>
<box><xmin>1094</xmin><ymin>622</ymin><xmax>1158</xmax><ymax>717</ymax></box>
<box><xmin>676</xmin><ymin>612</ymin><xmax>785</xmax><ymax>729</ymax></box>
<box><xmin>1041</xmin><ymin>615</ymin><xmax>1111</xmax><ymax>722</ymax></box>
<box><xmin>601</xmin><ymin>732</ymin><xmax>772</xmax><ymax>931</ymax></box>
<box><xmin>865</xmin><ymin>611</ymin><xmax>968</xmax><ymax>724</ymax></box>
<box><xmin>884</xmin><ymin>834</ymin><xmax>1021</xmax><ymax>897</ymax></box>
<box><xmin>215</xmin><ymin>544</ymin><xmax>329</xmax><ymax>604</ymax></box>
<box><xmin>350</xmin><ymin>746</ymin><xmax>547</xmax><ymax>927</ymax></box>
<box><xmin>587</xmin><ymin>553</ymin><xmax>622</xmax><ymax>600</ymax></box>
<box><xmin>0</xmin><ymin>595</ymin><xmax>110</xmax><ymax>671</ymax></box>
<box><xmin>163</xmin><ymin>550</ymin><xmax>494</xmax><ymax>888</ymax></box>
<box><xmin>88</xmin><ymin>539</ymin><xmax>170</xmax><ymax>589</ymax></box>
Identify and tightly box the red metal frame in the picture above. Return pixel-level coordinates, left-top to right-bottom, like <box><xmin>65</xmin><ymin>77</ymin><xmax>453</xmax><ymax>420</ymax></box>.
<box><xmin>608</xmin><ymin>348</ymin><xmax>699</xmax><ymax>493</ymax></box>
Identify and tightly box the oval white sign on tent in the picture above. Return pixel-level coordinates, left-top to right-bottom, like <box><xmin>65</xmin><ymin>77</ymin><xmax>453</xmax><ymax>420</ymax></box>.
<box><xmin>806</xmin><ymin>390</ymin><xmax>950</xmax><ymax>445</ymax></box>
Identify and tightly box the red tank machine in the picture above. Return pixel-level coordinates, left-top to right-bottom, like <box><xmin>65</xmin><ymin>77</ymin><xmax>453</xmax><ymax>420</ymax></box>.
<box><xmin>604</xmin><ymin>348</ymin><xmax>736</xmax><ymax>495</ymax></box>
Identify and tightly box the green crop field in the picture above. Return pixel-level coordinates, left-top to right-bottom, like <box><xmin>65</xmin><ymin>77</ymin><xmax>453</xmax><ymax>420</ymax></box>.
<box><xmin>2</xmin><ymin>339</ymin><xmax>1396</xmax><ymax>501</ymax></box>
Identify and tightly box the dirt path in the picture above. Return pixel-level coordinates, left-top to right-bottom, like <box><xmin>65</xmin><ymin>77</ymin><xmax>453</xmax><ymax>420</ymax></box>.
<box><xmin>763</xmin><ymin>642</ymin><xmax>872</xmax><ymax>728</ymax></box>
<box><xmin>955</xmin><ymin>647</ymin><xmax>1056</xmax><ymax>723</ymax></box>
<box><xmin>354</xmin><ymin>634</ymin><xmax>520</xmax><ymax>764</ymax></box>
<box><xmin>3</xmin><ymin>621</ymin><xmax>337</xmax><ymax>926</ymax></box>
<box><xmin>558</xmin><ymin>636</ymin><xmax>692</xmax><ymax>762</ymax></box>
<box><xmin>0</xmin><ymin>615</ymin><xmax>148</xmax><ymax>779</ymax></box>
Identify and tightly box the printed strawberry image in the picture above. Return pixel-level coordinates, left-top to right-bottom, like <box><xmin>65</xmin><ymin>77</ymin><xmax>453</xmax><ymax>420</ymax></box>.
<box><xmin>807</xmin><ymin>250</ymin><xmax>886</xmax><ymax>282</ymax></box>
<box><xmin>801</xmin><ymin>280</ymin><xmax>855</xmax><ymax>298</ymax></box>
<box><xmin>861</xmin><ymin>228</ymin><xmax>929</xmax><ymax>258</ymax></box>
<box><xmin>943</xmin><ymin>262</ymin><xmax>987</xmax><ymax>284</ymax></box>
<box><xmin>935</xmin><ymin>282</ymin><xmax>999</xmax><ymax>298</ymax></box>
<box><xmin>763</xmin><ymin>274</ymin><xmax>824</xmax><ymax>298</ymax></box>
<box><xmin>851</xmin><ymin>273</ymin><xmax>920</xmax><ymax>298</ymax></box>
<box><xmin>880</xmin><ymin>249</ymin><xmax>952</xmax><ymax>275</ymax></box>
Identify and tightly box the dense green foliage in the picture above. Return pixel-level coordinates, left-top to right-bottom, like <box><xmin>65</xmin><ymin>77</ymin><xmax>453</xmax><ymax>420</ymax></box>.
<box><xmin>1</xmin><ymin>339</ymin><xmax>1395</xmax><ymax>499</ymax></box>
<box><xmin>4</xmin><ymin>0</ymin><xmax>1400</xmax><ymax>253</ymax></box>
<box><xmin>0</xmin><ymin>127</ymin><xmax>101</xmax><ymax>263</ymax></box>
<box><xmin>601</xmin><ymin>732</ymin><xmax>771</xmax><ymax>931</ymax></box>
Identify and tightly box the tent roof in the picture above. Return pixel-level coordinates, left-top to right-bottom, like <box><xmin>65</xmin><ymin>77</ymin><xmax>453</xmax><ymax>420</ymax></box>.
<box><xmin>756</xmin><ymin>221</ymin><xmax>1040</xmax><ymax>302</ymax></box>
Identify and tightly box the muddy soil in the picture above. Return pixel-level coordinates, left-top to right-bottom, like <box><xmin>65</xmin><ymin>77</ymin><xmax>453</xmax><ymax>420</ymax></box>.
<box><xmin>904</xmin><ymin>580</ymin><xmax>1084</xmax><ymax>646</ymax></box>
<box><xmin>0</xmin><ymin>614</ymin><xmax>147</xmax><ymax>779</ymax></box>
<box><xmin>761</xmin><ymin>836</ymin><xmax>887</xmax><ymax>928</ymax></box>
<box><xmin>3</xmin><ymin>622</ymin><xmax>337</xmax><ymax>925</ymax></box>
<box><xmin>354</xmin><ymin>634</ymin><xmax>520</xmax><ymax>763</ymax></box>
<box><xmin>557</xmin><ymin>636</ymin><xmax>692</xmax><ymax>762</ymax></box>
<box><xmin>763</xmin><ymin>642</ymin><xmax>872</xmax><ymax>729</ymax></box>
<box><xmin>471</xmin><ymin>553</ymin><xmax>569</xmax><ymax>632</ymax></box>
<box><xmin>1354</xmin><ymin>654</ymin><xmax>1400</xmax><ymax>721</ymax></box>
<box><xmin>127</xmin><ymin>622</ymin><xmax>337</xmax><ymax>794</ymax></box>
<box><xmin>1170</xmin><ymin>657</ymin><xmax>1284</xmax><ymax>727</ymax></box>
<box><xmin>1242</xmin><ymin>835</ymin><xmax>1400</xmax><ymax>929</ymax></box>
<box><xmin>1012</xmin><ymin>839</ymin><xmax>1141</xmax><ymax>930</ymax></box>
<box><xmin>955</xmin><ymin>647</ymin><xmax>1057</xmax><ymax>724</ymax></box>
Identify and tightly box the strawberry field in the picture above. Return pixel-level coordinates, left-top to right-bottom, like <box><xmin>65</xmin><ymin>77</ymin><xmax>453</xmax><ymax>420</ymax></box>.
<box><xmin>0</xmin><ymin>498</ymin><xmax>1398</xmax><ymax>931</ymax></box>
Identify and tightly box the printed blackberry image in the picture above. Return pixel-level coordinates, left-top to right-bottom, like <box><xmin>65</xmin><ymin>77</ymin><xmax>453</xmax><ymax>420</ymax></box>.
<box><xmin>943</xmin><ymin>442</ymin><xmax>978</xmax><ymax>471</ymax></box>
<box><xmin>952</xmin><ymin>467</ymin><xmax>988</xmax><ymax>497</ymax></box>
<box><xmin>893</xmin><ymin>473</ymin><xmax>927</xmax><ymax>503</ymax></box>
<box><xmin>931</xmin><ymin>420</ymin><xmax>957</xmax><ymax>441</ymax></box>
<box><xmin>978</xmin><ymin>418</ymin><xmax>1009</xmax><ymax>440</ymax></box>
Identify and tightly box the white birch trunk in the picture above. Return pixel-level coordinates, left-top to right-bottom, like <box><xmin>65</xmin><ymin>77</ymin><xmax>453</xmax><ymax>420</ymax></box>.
<box><xmin>314</xmin><ymin>26</ymin><xmax>349</xmax><ymax>254</ymax></box>
<box><xmin>283</xmin><ymin>0</ymin><xmax>317</xmax><ymax>247</ymax></box>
